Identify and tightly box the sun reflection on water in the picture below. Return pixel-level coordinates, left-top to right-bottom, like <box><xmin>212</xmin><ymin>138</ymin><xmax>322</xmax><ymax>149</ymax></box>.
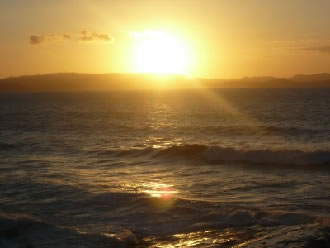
<box><xmin>147</xmin><ymin>229</ymin><xmax>238</xmax><ymax>247</ymax></box>
<box><xmin>144</xmin><ymin>185</ymin><xmax>178</xmax><ymax>199</ymax></box>
<box><xmin>140</xmin><ymin>182</ymin><xmax>178</xmax><ymax>211</ymax></box>
<box><xmin>144</xmin><ymin>136</ymin><xmax>183</xmax><ymax>149</ymax></box>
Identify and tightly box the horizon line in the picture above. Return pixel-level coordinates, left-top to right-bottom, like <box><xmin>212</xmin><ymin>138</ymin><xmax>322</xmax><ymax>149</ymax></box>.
<box><xmin>2</xmin><ymin>72</ymin><xmax>330</xmax><ymax>81</ymax></box>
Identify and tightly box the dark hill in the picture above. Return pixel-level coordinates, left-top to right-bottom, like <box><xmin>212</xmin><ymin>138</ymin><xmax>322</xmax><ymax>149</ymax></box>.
<box><xmin>0</xmin><ymin>73</ymin><xmax>330</xmax><ymax>92</ymax></box>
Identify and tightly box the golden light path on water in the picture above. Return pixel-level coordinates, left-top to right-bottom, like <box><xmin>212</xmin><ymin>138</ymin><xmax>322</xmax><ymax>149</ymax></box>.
<box><xmin>133</xmin><ymin>182</ymin><xmax>246</xmax><ymax>247</ymax></box>
<box><xmin>146</xmin><ymin>229</ymin><xmax>242</xmax><ymax>247</ymax></box>
<box><xmin>143</xmin><ymin>183</ymin><xmax>178</xmax><ymax>199</ymax></box>
<box><xmin>138</xmin><ymin>182</ymin><xmax>178</xmax><ymax>211</ymax></box>
<box><xmin>45</xmin><ymin>77</ymin><xmax>293</xmax><ymax>247</ymax></box>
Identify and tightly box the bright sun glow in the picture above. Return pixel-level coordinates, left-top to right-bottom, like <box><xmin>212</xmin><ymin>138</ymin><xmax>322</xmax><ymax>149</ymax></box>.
<box><xmin>131</xmin><ymin>30</ymin><xmax>191</xmax><ymax>75</ymax></box>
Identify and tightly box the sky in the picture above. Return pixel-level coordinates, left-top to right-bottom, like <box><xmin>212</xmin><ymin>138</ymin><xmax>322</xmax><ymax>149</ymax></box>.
<box><xmin>1</xmin><ymin>0</ymin><xmax>330</xmax><ymax>79</ymax></box>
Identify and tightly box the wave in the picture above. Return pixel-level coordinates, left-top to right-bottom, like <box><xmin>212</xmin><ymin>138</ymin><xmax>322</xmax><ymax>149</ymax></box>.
<box><xmin>83</xmin><ymin>191</ymin><xmax>330</xmax><ymax>248</ymax></box>
<box><xmin>0</xmin><ymin>213</ymin><xmax>50</xmax><ymax>247</ymax></box>
<box><xmin>185</xmin><ymin>125</ymin><xmax>330</xmax><ymax>136</ymax></box>
<box><xmin>0</xmin><ymin>202</ymin><xmax>328</xmax><ymax>248</ymax></box>
<box><xmin>84</xmin><ymin>191</ymin><xmax>330</xmax><ymax>245</ymax></box>
<box><xmin>0</xmin><ymin>213</ymin><xmax>137</xmax><ymax>247</ymax></box>
<box><xmin>92</xmin><ymin>144</ymin><xmax>330</xmax><ymax>167</ymax></box>
<box><xmin>0</xmin><ymin>142</ymin><xmax>17</xmax><ymax>151</ymax></box>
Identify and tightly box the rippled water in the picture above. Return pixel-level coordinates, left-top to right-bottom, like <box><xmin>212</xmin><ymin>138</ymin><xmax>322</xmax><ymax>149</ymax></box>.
<box><xmin>1</xmin><ymin>89</ymin><xmax>330</xmax><ymax>247</ymax></box>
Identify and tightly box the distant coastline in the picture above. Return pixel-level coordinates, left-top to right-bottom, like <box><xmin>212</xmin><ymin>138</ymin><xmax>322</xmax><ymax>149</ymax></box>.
<box><xmin>1</xmin><ymin>73</ymin><xmax>330</xmax><ymax>92</ymax></box>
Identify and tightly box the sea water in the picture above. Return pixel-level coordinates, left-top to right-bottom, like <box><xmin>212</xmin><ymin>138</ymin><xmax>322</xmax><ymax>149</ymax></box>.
<box><xmin>0</xmin><ymin>88</ymin><xmax>330</xmax><ymax>247</ymax></box>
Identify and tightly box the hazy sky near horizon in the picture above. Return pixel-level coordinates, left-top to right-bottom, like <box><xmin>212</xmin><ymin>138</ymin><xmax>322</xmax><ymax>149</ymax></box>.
<box><xmin>1</xmin><ymin>0</ymin><xmax>330</xmax><ymax>78</ymax></box>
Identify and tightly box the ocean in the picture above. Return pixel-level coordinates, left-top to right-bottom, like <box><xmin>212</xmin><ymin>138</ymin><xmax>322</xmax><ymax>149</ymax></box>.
<box><xmin>0</xmin><ymin>88</ymin><xmax>330</xmax><ymax>247</ymax></box>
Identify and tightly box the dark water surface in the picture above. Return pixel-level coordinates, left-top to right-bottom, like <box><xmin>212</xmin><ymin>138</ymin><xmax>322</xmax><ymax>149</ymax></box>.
<box><xmin>1</xmin><ymin>89</ymin><xmax>330</xmax><ymax>247</ymax></box>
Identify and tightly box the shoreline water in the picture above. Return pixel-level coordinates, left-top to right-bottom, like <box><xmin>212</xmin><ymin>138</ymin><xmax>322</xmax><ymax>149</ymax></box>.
<box><xmin>1</xmin><ymin>89</ymin><xmax>329</xmax><ymax>247</ymax></box>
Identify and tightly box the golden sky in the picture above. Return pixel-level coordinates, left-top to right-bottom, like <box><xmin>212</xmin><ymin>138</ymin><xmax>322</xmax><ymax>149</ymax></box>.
<box><xmin>1</xmin><ymin>0</ymin><xmax>330</xmax><ymax>79</ymax></box>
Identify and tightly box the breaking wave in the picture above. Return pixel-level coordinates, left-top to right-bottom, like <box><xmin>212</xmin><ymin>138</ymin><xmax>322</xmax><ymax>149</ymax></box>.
<box><xmin>91</xmin><ymin>144</ymin><xmax>330</xmax><ymax>167</ymax></box>
<box><xmin>0</xmin><ymin>213</ymin><xmax>137</xmax><ymax>247</ymax></box>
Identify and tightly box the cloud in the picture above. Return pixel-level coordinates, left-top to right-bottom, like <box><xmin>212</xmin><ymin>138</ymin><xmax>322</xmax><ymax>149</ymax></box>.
<box><xmin>302</xmin><ymin>46</ymin><xmax>330</xmax><ymax>54</ymax></box>
<box><xmin>29</xmin><ymin>33</ymin><xmax>71</xmax><ymax>45</ymax></box>
<box><xmin>29</xmin><ymin>31</ymin><xmax>113</xmax><ymax>45</ymax></box>
<box><xmin>30</xmin><ymin>35</ymin><xmax>44</xmax><ymax>44</ymax></box>
<box><xmin>80</xmin><ymin>30</ymin><xmax>114</xmax><ymax>43</ymax></box>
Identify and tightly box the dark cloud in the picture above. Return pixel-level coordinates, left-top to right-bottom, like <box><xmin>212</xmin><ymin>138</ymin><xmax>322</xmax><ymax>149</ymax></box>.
<box><xmin>29</xmin><ymin>31</ymin><xmax>113</xmax><ymax>45</ymax></box>
<box><xmin>30</xmin><ymin>35</ymin><xmax>44</xmax><ymax>44</ymax></box>
<box><xmin>29</xmin><ymin>34</ymin><xmax>71</xmax><ymax>45</ymax></box>
<box><xmin>80</xmin><ymin>30</ymin><xmax>113</xmax><ymax>43</ymax></box>
<box><xmin>302</xmin><ymin>46</ymin><xmax>330</xmax><ymax>54</ymax></box>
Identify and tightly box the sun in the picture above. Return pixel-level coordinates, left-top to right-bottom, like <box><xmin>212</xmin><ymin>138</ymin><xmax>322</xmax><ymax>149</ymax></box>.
<box><xmin>131</xmin><ymin>30</ymin><xmax>191</xmax><ymax>75</ymax></box>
